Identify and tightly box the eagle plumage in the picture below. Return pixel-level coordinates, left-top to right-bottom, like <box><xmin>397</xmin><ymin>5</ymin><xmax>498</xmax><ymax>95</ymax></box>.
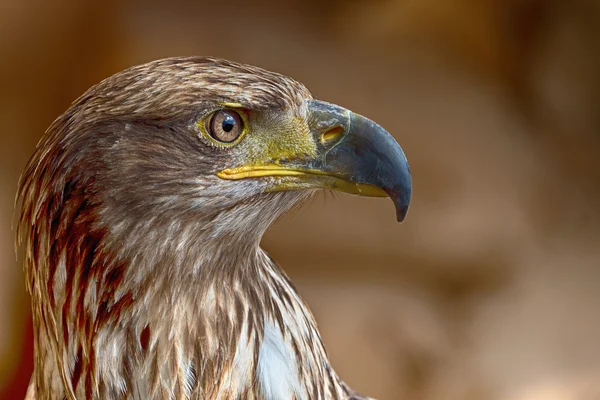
<box><xmin>16</xmin><ymin>57</ymin><xmax>411</xmax><ymax>399</ymax></box>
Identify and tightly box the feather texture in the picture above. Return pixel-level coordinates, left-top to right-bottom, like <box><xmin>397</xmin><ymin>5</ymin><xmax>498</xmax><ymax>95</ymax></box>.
<box><xmin>17</xmin><ymin>57</ymin><xmax>371</xmax><ymax>400</ymax></box>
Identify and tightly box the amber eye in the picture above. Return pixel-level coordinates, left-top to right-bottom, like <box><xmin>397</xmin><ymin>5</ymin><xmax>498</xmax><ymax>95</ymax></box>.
<box><xmin>207</xmin><ymin>110</ymin><xmax>244</xmax><ymax>143</ymax></box>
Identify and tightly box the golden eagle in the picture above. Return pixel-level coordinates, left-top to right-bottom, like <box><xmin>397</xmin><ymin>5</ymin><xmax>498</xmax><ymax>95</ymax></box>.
<box><xmin>17</xmin><ymin>57</ymin><xmax>411</xmax><ymax>399</ymax></box>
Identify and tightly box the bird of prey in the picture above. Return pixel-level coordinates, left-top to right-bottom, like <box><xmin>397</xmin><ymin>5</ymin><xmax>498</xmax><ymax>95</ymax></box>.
<box><xmin>16</xmin><ymin>57</ymin><xmax>411</xmax><ymax>400</ymax></box>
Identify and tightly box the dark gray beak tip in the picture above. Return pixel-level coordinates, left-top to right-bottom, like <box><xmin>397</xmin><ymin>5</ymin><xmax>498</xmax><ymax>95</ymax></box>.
<box><xmin>396</xmin><ymin>204</ymin><xmax>409</xmax><ymax>222</ymax></box>
<box><xmin>387</xmin><ymin>185</ymin><xmax>411</xmax><ymax>222</ymax></box>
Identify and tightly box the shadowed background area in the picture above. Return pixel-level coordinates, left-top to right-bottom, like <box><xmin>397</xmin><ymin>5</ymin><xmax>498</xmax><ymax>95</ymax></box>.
<box><xmin>1</xmin><ymin>0</ymin><xmax>599</xmax><ymax>399</ymax></box>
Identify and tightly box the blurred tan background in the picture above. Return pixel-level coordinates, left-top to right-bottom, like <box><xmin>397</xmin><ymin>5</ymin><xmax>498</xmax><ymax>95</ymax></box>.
<box><xmin>2</xmin><ymin>0</ymin><xmax>600</xmax><ymax>399</ymax></box>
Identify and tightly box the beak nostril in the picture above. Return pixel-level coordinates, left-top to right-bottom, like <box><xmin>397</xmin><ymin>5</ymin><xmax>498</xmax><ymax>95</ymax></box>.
<box><xmin>321</xmin><ymin>126</ymin><xmax>344</xmax><ymax>145</ymax></box>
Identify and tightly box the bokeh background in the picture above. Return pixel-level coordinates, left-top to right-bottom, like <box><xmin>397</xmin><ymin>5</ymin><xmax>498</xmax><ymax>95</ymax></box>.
<box><xmin>2</xmin><ymin>0</ymin><xmax>600</xmax><ymax>399</ymax></box>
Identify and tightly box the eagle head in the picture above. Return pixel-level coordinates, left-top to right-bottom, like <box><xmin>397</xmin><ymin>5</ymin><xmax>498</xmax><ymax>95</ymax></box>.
<box><xmin>17</xmin><ymin>57</ymin><xmax>411</xmax><ymax>399</ymax></box>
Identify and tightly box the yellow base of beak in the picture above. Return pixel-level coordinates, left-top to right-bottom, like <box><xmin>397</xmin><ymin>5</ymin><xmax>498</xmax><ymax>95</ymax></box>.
<box><xmin>217</xmin><ymin>165</ymin><xmax>387</xmax><ymax>198</ymax></box>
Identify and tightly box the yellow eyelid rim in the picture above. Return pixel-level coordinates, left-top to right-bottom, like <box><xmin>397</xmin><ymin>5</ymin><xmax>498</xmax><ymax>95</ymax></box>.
<box><xmin>199</xmin><ymin>104</ymin><xmax>249</xmax><ymax>147</ymax></box>
<box><xmin>218</xmin><ymin>102</ymin><xmax>246</xmax><ymax>108</ymax></box>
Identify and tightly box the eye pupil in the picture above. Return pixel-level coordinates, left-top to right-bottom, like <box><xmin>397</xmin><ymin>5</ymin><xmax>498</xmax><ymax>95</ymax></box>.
<box><xmin>222</xmin><ymin>116</ymin><xmax>235</xmax><ymax>132</ymax></box>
